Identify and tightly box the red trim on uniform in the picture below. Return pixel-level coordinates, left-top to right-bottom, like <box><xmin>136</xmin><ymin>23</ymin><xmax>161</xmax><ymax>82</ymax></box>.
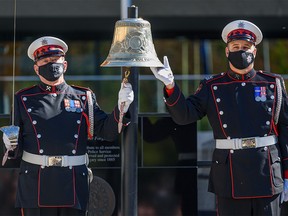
<box><xmin>82</xmin><ymin>112</ymin><xmax>92</xmax><ymax>140</ymax></box>
<box><xmin>165</xmin><ymin>86</ymin><xmax>175</xmax><ymax>96</ymax></box>
<box><xmin>227</xmin><ymin>29</ymin><xmax>256</xmax><ymax>43</ymax></box>
<box><xmin>51</xmin><ymin>86</ymin><xmax>56</xmax><ymax>93</ymax></box>
<box><xmin>229</xmin><ymin>152</ymin><xmax>235</xmax><ymax>197</ymax></box>
<box><xmin>113</xmin><ymin>108</ymin><xmax>119</xmax><ymax>123</ymax></box>
<box><xmin>205</xmin><ymin>72</ymin><xmax>226</xmax><ymax>84</ymax></box>
<box><xmin>230</xmin><ymin>148</ymin><xmax>274</xmax><ymax>199</ymax></box>
<box><xmin>259</xmin><ymin>70</ymin><xmax>281</xmax><ymax>79</ymax></box>
<box><xmin>228</xmin><ymin>29</ymin><xmax>256</xmax><ymax>38</ymax></box>
<box><xmin>211</xmin><ymin>84</ymin><xmax>228</xmax><ymax>138</ymax></box>
<box><xmin>38</xmin><ymin>85</ymin><xmax>47</xmax><ymax>92</ymax></box>
<box><xmin>267</xmin><ymin>148</ymin><xmax>275</xmax><ymax>195</ymax></box>
<box><xmin>227</xmin><ymin>71</ymin><xmax>257</xmax><ymax>81</ymax></box>
<box><xmin>270</xmin><ymin>82</ymin><xmax>278</xmax><ymax>135</ymax></box>
<box><xmin>165</xmin><ymin>90</ymin><xmax>181</xmax><ymax>107</ymax></box>
<box><xmin>112</xmin><ymin>107</ymin><xmax>129</xmax><ymax>126</ymax></box>
<box><xmin>37</xmin><ymin>167</ymin><xmax>41</xmax><ymax>206</ymax></box>
<box><xmin>211</xmin><ymin>79</ymin><xmax>276</xmax><ymax>137</ymax></box>
<box><xmin>16</xmin><ymin>85</ymin><xmax>37</xmax><ymax>95</ymax></box>
<box><xmin>20</xmin><ymin>94</ymin><xmax>41</xmax><ymax>152</ymax></box>
<box><xmin>284</xmin><ymin>170</ymin><xmax>288</xmax><ymax>179</ymax></box>
<box><xmin>33</xmin><ymin>45</ymin><xmax>64</xmax><ymax>60</ymax></box>
<box><xmin>216</xmin><ymin>196</ymin><xmax>219</xmax><ymax>216</ymax></box>
<box><xmin>282</xmin><ymin>158</ymin><xmax>288</xmax><ymax>179</ymax></box>
<box><xmin>71</xmin><ymin>84</ymin><xmax>91</xmax><ymax>91</ymax></box>
<box><xmin>38</xmin><ymin>167</ymin><xmax>76</xmax><ymax>207</ymax></box>
<box><xmin>75</xmin><ymin>94</ymin><xmax>88</xmax><ymax>150</ymax></box>
<box><xmin>78</xmin><ymin>95</ymin><xmax>91</xmax><ymax>143</ymax></box>
<box><xmin>271</xmin><ymin>121</ymin><xmax>278</xmax><ymax>136</ymax></box>
<box><xmin>232</xmin><ymin>194</ymin><xmax>273</xmax><ymax>199</ymax></box>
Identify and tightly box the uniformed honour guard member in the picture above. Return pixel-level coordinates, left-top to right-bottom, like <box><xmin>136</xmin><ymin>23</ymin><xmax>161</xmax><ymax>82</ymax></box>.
<box><xmin>150</xmin><ymin>20</ymin><xmax>288</xmax><ymax>215</ymax></box>
<box><xmin>1</xmin><ymin>36</ymin><xmax>134</xmax><ymax>216</ymax></box>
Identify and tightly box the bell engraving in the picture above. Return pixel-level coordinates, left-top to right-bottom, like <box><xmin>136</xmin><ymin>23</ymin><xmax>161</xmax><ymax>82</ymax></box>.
<box><xmin>101</xmin><ymin>18</ymin><xmax>163</xmax><ymax>67</ymax></box>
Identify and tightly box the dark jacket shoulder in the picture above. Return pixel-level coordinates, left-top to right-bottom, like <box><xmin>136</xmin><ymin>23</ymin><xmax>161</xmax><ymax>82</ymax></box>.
<box><xmin>15</xmin><ymin>85</ymin><xmax>38</xmax><ymax>96</ymax></box>
<box><xmin>203</xmin><ymin>72</ymin><xmax>226</xmax><ymax>84</ymax></box>
<box><xmin>70</xmin><ymin>85</ymin><xmax>93</xmax><ymax>94</ymax></box>
<box><xmin>257</xmin><ymin>70</ymin><xmax>283</xmax><ymax>80</ymax></box>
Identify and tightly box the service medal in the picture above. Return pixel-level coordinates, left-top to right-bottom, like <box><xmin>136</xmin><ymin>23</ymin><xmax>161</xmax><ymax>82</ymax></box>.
<box><xmin>260</xmin><ymin>86</ymin><xmax>267</xmax><ymax>101</ymax></box>
<box><xmin>254</xmin><ymin>86</ymin><xmax>261</xmax><ymax>101</ymax></box>
<box><xmin>254</xmin><ymin>86</ymin><xmax>267</xmax><ymax>102</ymax></box>
<box><xmin>64</xmin><ymin>99</ymin><xmax>82</xmax><ymax>112</ymax></box>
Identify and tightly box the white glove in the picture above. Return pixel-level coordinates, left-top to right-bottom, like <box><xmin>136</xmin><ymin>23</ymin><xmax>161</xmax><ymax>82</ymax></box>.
<box><xmin>150</xmin><ymin>56</ymin><xmax>174</xmax><ymax>86</ymax></box>
<box><xmin>281</xmin><ymin>179</ymin><xmax>288</xmax><ymax>203</ymax></box>
<box><xmin>118</xmin><ymin>82</ymin><xmax>134</xmax><ymax>113</ymax></box>
<box><xmin>2</xmin><ymin>133</ymin><xmax>18</xmax><ymax>150</ymax></box>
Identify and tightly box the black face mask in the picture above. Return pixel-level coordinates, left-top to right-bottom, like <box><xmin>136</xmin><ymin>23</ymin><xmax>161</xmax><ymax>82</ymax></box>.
<box><xmin>38</xmin><ymin>62</ymin><xmax>65</xmax><ymax>81</ymax></box>
<box><xmin>228</xmin><ymin>50</ymin><xmax>255</xmax><ymax>70</ymax></box>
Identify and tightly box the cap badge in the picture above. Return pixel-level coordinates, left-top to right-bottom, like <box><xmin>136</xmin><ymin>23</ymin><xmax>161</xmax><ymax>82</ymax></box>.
<box><xmin>41</xmin><ymin>39</ymin><xmax>48</xmax><ymax>46</ymax></box>
<box><xmin>237</xmin><ymin>21</ymin><xmax>245</xmax><ymax>29</ymax></box>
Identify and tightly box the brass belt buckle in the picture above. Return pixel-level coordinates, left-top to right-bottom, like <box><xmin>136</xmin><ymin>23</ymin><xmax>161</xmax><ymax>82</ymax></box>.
<box><xmin>241</xmin><ymin>138</ymin><xmax>256</xmax><ymax>149</ymax></box>
<box><xmin>48</xmin><ymin>156</ymin><xmax>63</xmax><ymax>166</ymax></box>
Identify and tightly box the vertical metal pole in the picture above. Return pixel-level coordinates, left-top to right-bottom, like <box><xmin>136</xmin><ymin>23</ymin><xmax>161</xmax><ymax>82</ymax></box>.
<box><xmin>121</xmin><ymin>5</ymin><xmax>138</xmax><ymax>216</ymax></box>
<box><xmin>121</xmin><ymin>66</ymin><xmax>138</xmax><ymax>216</ymax></box>
<box><xmin>120</xmin><ymin>0</ymin><xmax>131</xmax><ymax>19</ymax></box>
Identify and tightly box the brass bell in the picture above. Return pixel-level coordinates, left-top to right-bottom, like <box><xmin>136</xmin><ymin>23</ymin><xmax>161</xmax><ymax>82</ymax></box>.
<box><xmin>101</xmin><ymin>18</ymin><xmax>164</xmax><ymax>67</ymax></box>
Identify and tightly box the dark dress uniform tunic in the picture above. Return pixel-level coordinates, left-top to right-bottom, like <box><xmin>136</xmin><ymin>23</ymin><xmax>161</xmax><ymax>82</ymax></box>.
<box><xmin>12</xmin><ymin>81</ymin><xmax>126</xmax><ymax>210</ymax></box>
<box><xmin>164</xmin><ymin>69</ymin><xmax>288</xmax><ymax>199</ymax></box>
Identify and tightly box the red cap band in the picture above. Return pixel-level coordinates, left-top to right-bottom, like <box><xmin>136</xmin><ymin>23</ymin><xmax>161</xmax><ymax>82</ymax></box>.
<box><xmin>227</xmin><ymin>29</ymin><xmax>257</xmax><ymax>44</ymax></box>
<box><xmin>33</xmin><ymin>45</ymin><xmax>64</xmax><ymax>61</ymax></box>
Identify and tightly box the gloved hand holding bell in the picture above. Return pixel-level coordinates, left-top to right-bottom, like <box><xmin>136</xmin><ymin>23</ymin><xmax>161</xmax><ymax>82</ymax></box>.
<box><xmin>150</xmin><ymin>56</ymin><xmax>174</xmax><ymax>86</ymax></box>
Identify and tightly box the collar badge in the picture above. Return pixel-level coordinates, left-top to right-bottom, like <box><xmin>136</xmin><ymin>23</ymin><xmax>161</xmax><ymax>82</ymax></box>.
<box><xmin>46</xmin><ymin>86</ymin><xmax>51</xmax><ymax>91</ymax></box>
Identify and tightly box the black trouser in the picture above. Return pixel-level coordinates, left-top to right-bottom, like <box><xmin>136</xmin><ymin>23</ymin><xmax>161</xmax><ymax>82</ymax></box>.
<box><xmin>21</xmin><ymin>208</ymin><xmax>86</xmax><ymax>216</ymax></box>
<box><xmin>217</xmin><ymin>194</ymin><xmax>281</xmax><ymax>216</ymax></box>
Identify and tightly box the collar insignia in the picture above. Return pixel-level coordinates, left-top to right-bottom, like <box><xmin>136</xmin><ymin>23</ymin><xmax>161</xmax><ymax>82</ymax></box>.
<box><xmin>46</xmin><ymin>86</ymin><xmax>51</xmax><ymax>91</ymax></box>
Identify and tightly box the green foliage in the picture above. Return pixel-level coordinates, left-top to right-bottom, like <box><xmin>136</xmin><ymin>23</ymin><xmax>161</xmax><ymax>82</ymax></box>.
<box><xmin>269</xmin><ymin>40</ymin><xmax>288</xmax><ymax>73</ymax></box>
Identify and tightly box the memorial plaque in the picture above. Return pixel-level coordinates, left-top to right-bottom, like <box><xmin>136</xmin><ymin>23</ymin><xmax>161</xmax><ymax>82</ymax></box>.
<box><xmin>87</xmin><ymin>139</ymin><xmax>121</xmax><ymax>168</ymax></box>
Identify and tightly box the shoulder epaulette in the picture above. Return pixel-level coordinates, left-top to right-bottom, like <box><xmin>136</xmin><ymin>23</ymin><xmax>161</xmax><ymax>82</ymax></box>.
<box><xmin>204</xmin><ymin>72</ymin><xmax>226</xmax><ymax>83</ymax></box>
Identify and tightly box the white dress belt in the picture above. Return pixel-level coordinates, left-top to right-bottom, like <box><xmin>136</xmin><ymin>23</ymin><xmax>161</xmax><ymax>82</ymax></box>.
<box><xmin>216</xmin><ymin>135</ymin><xmax>277</xmax><ymax>150</ymax></box>
<box><xmin>22</xmin><ymin>150</ymin><xmax>88</xmax><ymax>167</ymax></box>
